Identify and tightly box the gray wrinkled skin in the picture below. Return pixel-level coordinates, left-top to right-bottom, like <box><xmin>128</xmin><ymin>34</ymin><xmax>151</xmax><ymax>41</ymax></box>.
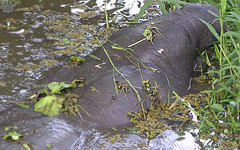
<box><xmin>0</xmin><ymin>4</ymin><xmax>224</xmax><ymax>150</ymax></box>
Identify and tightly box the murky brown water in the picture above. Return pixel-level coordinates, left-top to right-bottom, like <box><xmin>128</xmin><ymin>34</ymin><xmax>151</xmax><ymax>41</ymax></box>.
<box><xmin>0</xmin><ymin>0</ymin><xmax>211</xmax><ymax>149</ymax></box>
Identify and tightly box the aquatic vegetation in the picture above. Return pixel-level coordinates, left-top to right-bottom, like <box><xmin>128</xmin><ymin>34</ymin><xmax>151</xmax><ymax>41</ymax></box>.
<box><xmin>143</xmin><ymin>25</ymin><xmax>162</xmax><ymax>44</ymax></box>
<box><xmin>0</xmin><ymin>81</ymin><xmax>5</xmax><ymax>87</ymax></box>
<box><xmin>78</xmin><ymin>11</ymin><xmax>96</xmax><ymax>18</ymax></box>
<box><xmin>3</xmin><ymin>131</ymin><xmax>23</xmax><ymax>141</ymax></box>
<box><xmin>29</xmin><ymin>79</ymin><xmax>92</xmax><ymax>117</ymax></box>
<box><xmin>61</xmin><ymin>94</ymin><xmax>79</xmax><ymax>115</ymax></box>
<box><xmin>34</xmin><ymin>95</ymin><xmax>65</xmax><ymax>117</ymax></box>
<box><xmin>0</xmin><ymin>23</ymin><xmax>6</xmax><ymax>30</ymax></box>
<box><xmin>46</xmin><ymin>144</ymin><xmax>52</xmax><ymax>149</ymax></box>
<box><xmin>70</xmin><ymin>56</ymin><xmax>85</xmax><ymax>69</ymax></box>
<box><xmin>116</xmin><ymin>81</ymin><xmax>129</xmax><ymax>94</ymax></box>
<box><xmin>142</xmin><ymin>79</ymin><xmax>159</xmax><ymax>101</ymax></box>
<box><xmin>17</xmin><ymin>63</ymin><xmax>42</xmax><ymax>71</ymax></box>
<box><xmin>40</xmin><ymin>59</ymin><xmax>58</xmax><ymax>67</ymax></box>
<box><xmin>88</xmin><ymin>54</ymin><xmax>101</xmax><ymax>61</ymax></box>
<box><xmin>127</xmin><ymin>79</ymin><xmax>194</xmax><ymax>139</ymax></box>
<box><xmin>107</xmin><ymin>134</ymin><xmax>122</xmax><ymax>143</ymax></box>
<box><xmin>23</xmin><ymin>144</ymin><xmax>31</xmax><ymax>150</ymax></box>
<box><xmin>3</xmin><ymin>126</ymin><xmax>22</xmax><ymax>141</ymax></box>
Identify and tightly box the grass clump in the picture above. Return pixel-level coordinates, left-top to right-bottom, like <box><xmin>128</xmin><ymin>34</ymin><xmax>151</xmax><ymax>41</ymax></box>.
<box><xmin>130</xmin><ymin>0</ymin><xmax>240</xmax><ymax>148</ymax></box>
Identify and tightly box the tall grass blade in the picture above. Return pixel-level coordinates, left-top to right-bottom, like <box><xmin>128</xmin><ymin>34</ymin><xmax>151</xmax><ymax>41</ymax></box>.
<box><xmin>157</xmin><ymin>0</ymin><xmax>166</xmax><ymax>14</ymax></box>
<box><xmin>199</xmin><ymin>18</ymin><xmax>220</xmax><ymax>41</ymax></box>
<box><xmin>136</xmin><ymin>0</ymin><xmax>153</xmax><ymax>22</ymax></box>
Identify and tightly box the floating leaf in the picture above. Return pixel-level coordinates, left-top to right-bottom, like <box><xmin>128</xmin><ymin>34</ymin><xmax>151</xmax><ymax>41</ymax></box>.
<box><xmin>62</xmin><ymin>38</ymin><xmax>70</xmax><ymax>45</ymax></box>
<box><xmin>5</xmin><ymin>126</ymin><xmax>18</xmax><ymax>131</ymax></box>
<box><xmin>91</xmin><ymin>86</ymin><xmax>99</xmax><ymax>92</ymax></box>
<box><xmin>3</xmin><ymin>131</ymin><xmax>23</xmax><ymax>141</ymax></box>
<box><xmin>88</xmin><ymin>54</ymin><xmax>101</xmax><ymax>61</ymax></box>
<box><xmin>23</xmin><ymin>144</ymin><xmax>31</xmax><ymax>150</ymax></box>
<box><xmin>34</xmin><ymin>95</ymin><xmax>65</xmax><ymax>117</ymax></box>
<box><xmin>176</xmin><ymin>136</ymin><xmax>185</xmax><ymax>141</ymax></box>
<box><xmin>16</xmin><ymin>103</ymin><xmax>30</xmax><ymax>109</ymax></box>
<box><xmin>70</xmin><ymin>56</ymin><xmax>85</xmax><ymax>62</ymax></box>
<box><xmin>46</xmin><ymin>144</ymin><xmax>52</xmax><ymax>149</ymax></box>
<box><xmin>0</xmin><ymin>81</ymin><xmax>5</xmax><ymax>87</ymax></box>
<box><xmin>48</xmin><ymin>82</ymin><xmax>73</xmax><ymax>94</ymax></box>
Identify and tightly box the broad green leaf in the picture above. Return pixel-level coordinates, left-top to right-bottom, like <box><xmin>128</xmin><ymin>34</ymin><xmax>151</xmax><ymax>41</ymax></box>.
<box><xmin>211</xmin><ymin>104</ymin><xmax>226</xmax><ymax>112</ymax></box>
<box><xmin>3</xmin><ymin>131</ymin><xmax>23</xmax><ymax>141</ymax></box>
<box><xmin>48</xmin><ymin>82</ymin><xmax>73</xmax><ymax>94</ymax></box>
<box><xmin>34</xmin><ymin>95</ymin><xmax>64</xmax><ymax>117</ymax></box>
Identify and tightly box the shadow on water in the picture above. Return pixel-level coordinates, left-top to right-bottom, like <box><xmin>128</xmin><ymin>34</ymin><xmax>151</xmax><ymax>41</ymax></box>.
<box><xmin>0</xmin><ymin>0</ymin><xmax>211</xmax><ymax>149</ymax></box>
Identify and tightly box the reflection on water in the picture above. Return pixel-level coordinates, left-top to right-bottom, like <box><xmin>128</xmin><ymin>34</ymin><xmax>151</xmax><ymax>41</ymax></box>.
<box><xmin>96</xmin><ymin>0</ymin><xmax>144</xmax><ymax>15</ymax></box>
<box><xmin>71</xmin><ymin>127</ymin><xmax>200</xmax><ymax>150</ymax></box>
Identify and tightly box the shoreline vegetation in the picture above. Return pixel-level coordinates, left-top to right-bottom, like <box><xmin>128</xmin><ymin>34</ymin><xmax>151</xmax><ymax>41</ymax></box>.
<box><xmin>142</xmin><ymin>0</ymin><xmax>240</xmax><ymax>148</ymax></box>
<box><xmin>122</xmin><ymin>0</ymin><xmax>239</xmax><ymax>148</ymax></box>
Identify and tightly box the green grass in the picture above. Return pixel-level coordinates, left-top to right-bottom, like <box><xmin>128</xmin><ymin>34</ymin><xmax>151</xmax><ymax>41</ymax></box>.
<box><xmin>205</xmin><ymin>0</ymin><xmax>240</xmax><ymax>134</ymax></box>
<box><xmin>136</xmin><ymin>0</ymin><xmax>240</xmax><ymax>145</ymax></box>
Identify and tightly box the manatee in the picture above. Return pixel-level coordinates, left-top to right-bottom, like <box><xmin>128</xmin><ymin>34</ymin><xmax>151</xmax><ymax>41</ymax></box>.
<box><xmin>0</xmin><ymin>3</ymin><xmax>224</xmax><ymax>150</ymax></box>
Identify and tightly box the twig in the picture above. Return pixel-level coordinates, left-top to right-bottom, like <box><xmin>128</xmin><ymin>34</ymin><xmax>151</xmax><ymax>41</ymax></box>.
<box><xmin>128</xmin><ymin>38</ymin><xmax>146</xmax><ymax>48</ymax></box>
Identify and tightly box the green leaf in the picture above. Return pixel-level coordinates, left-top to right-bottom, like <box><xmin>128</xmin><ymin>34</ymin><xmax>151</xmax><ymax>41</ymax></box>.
<box><xmin>3</xmin><ymin>131</ymin><xmax>23</xmax><ymax>141</ymax></box>
<box><xmin>16</xmin><ymin>103</ymin><xmax>30</xmax><ymax>109</ymax></box>
<box><xmin>48</xmin><ymin>82</ymin><xmax>73</xmax><ymax>94</ymax></box>
<box><xmin>135</xmin><ymin>0</ymin><xmax>153</xmax><ymax>22</ymax></box>
<box><xmin>176</xmin><ymin>137</ymin><xmax>185</xmax><ymax>141</ymax></box>
<box><xmin>23</xmin><ymin>144</ymin><xmax>31</xmax><ymax>150</ymax></box>
<box><xmin>221</xmin><ymin>0</ymin><xmax>227</xmax><ymax>14</ymax></box>
<box><xmin>157</xmin><ymin>0</ymin><xmax>166</xmax><ymax>14</ymax></box>
<box><xmin>88</xmin><ymin>54</ymin><xmax>101</xmax><ymax>61</ymax></box>
<box><xmin>206</xmin><ymin>121</ymin><xmax>216</xmax><ymax>129</ymax></box>
<box><xmin>46</xmin><ymin>144</ymin><xmax>53</xmax><ymax>149</ymax></box>
<box><xmin>199</xmin><ymin>18</ymin><xmax>220</xmax><ymax>41</ymax></box>
<box><xmin>91</xmin><ymin>86</ymin><xmax>99</xmax><ymax>92</ymax></box>
<box><xmin>70</xmin><ymin>56</ymin><xmax>85</xmax><ymax>63</ymax></box>
<box><xmin>5</xmin><ymin>126</ymin><xmax>18</xmax><ymax>131</ymax></box>
<box><xmin>34</xmin><ymin>95</ymin><xmax>65</xmax><ymax>117</ymax></box>
<box><xmin>224</xmin><ymin>31</ymin><xmax>240</xmax><ymax>38</ymax></box>
<box><xmin>63</xmin><ymin>38</ymin><xmax>70</xmax><ymax>45</ymax></box>
<box><xmin>211</xmin><ymin>104</ymin><xmax>226</xmax><ymax>112</ymax></box>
